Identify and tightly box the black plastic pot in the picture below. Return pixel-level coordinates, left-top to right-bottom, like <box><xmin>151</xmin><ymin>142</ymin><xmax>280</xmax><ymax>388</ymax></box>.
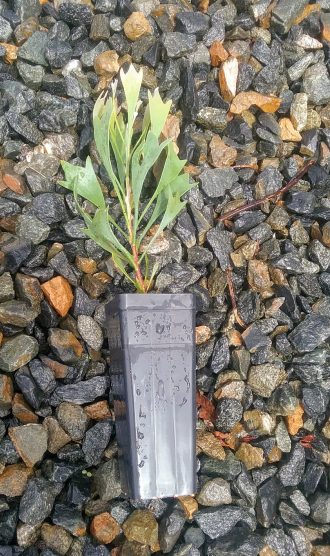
<box><xmin>106</xmin><ymin>293</ymin><xmax>196</xmax><ymax>499</ymax></box>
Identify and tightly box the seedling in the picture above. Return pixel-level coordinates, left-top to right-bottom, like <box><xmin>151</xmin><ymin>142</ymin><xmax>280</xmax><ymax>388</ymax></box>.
<box><xmin>60</xmin><ymin>65</ymin><xmax>195</xmax><ymax>292</ymax></box>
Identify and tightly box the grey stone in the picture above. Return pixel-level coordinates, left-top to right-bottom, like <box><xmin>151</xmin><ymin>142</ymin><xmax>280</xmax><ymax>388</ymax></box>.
<box><xmin>271</xmin><ymin>0</ymin><xmax>308</xmax><ymax>33</ymax></box>
<box><xmin>0</xmin><ymin>16</ymin><xmax>12</xmax><ymax>41</ymax></box>
<box><xmin>194</xmin><ymin>505</ymin><xmax>255</xmax><ymax>539</ymax></box>
<box><xmin>197</xmin><ymin>478</ymin><xmax>232</xmax><ymax>507</ymax></box>
<box><xmin>18</xmin><ymin>31</ymin><xmax>48</xmax><ymax>66</ymax></box>
<box><xmin>16</xmin><ymin>213</ymin><xmax>50</xmax><ymax>244</ymax></box>
<box><xmin>287</xmin><ymin>53</ymin><xmax>315</xmax><ymax>82</ymax></box>
<box><xmin>196</xmin><ymin>108</ymin><xmax>227</xmax><ymax>132</ymax></box>
<box><xmin>82</xmin><ymin>421</ymin><xmax>113</xmax><ymax>466</ymax></box>
<box><xmin>93</xmin><ymin>459</ymin><xmax>122</xmax><ymax>500</ymax></box>
<box><xmin>200</xmin><ymin>168</ymin><xmax>237</xmax><ymax>198</ymax></box>
<box><xmin>30</xmin><ymin>193</ymin><xmax>68</xmax><ymax>225</ymax></box>
<box><xmin>51</xmin><ymin>377</ymin><xmax>109</xmax><ymax>405</ymax></box>
<box><xmin>303</xmin><ymin>62</ymin><xmax>330</xmax><ymax>105</ymax></box>
<box><xmin>256</xmin><ymin>477</ymin><xmax>282</xmax><ymax>528</ymax></box>
<box><xmin>19</xmin><ymin>478</ymin><xmax>61</xmax><ymax>525</ymax></box>
<box><xmin>57</xmin><ymin>402</ymin><xmax>89</xmax><ymax>442</ymax></box>
<box><xmin>206</xmin><ymin>227</ymin><xmax>232</xmax><ymax>270</ymax></box>
<box><xmin>279</xmin><ymin>444</ymin><xmax>305</xmax><ymax>487</ymax></box>
<box><xmin>13</xmin><ymin>0</ymin><xmax>41</xmax><ymax>20</ymax></box>
<box><xmin>215</xmin><ymin>399</ymin><xmax>243</xmax><ymax>433</ymax></box>
<box><xmin>17</xmin><ymin>61</ymin><xmax>45</xmax><ymax>90</ymax></box>
<box><xmin>159</xmin><ymin>508</ymin><xmax>186</xmax><ymax>553</ymax></box>
<box><xmin>288</xmin><ymin>314</ymin><xmax>330</xmax><ymax>353</ymax></box>
<box><xmin>6</xmin><ymin>112</ymin><xmax>43</xmax><ymax>145</ymax></box>
<box><xmin>308</xmin><ymin>240</ymin><xmax>330</xmax><ymax>271</ymax></box>
<box><xmin>162</xmin><ymin>32</ymin><xmax>196</xmax><ymax>58</ymax></box>
<box><xmin>77</xmin><ymin>315</ymin><xmax>104</xmax><ymax>351</ymax></box>
<box><xmin>0</xmin><ymin>273</ymin><xmax>14</xmax><ymax>302</ymax></box>
<box><xmin>310</xmin><ymin>492</ymin><xmax>330</xmax><ymax>524</ymax></box>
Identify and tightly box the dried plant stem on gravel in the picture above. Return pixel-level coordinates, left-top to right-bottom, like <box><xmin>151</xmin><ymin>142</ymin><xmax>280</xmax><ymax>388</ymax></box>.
<box><xmin>219</xmin><ymin>158</ymin><xmax>316</xmax><ymax>223</ymax></box>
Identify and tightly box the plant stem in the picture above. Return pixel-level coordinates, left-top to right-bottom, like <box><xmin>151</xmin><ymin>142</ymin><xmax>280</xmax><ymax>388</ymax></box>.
<box><xmin>132</xmin><ymin>243</ymin><xmax>147</xmax><ymax>292</ymax></box>
<box><xmin>219</xmin><ymin>158</ymin><xmax>316</xmax><ymax>223</ymax></box>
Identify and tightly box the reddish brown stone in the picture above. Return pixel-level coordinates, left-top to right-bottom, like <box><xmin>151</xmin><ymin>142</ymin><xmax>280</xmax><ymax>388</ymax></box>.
<box><xmin>40</xmin><ymin>355</ymin><xmax>69</xmax><ymax>379</ymax></box>
<box><xmin>0</xmin><ymin>374</ymin><xmax>13</xmax><ymax>412</ymax></box>
<box><xmin>209</xmin><ymin>40</ymin><xmax>228</xmax><ymax>66</ymax></box>
<box><xmin>85</xmin><ymin>400</ymin><xmax>113</xmax><ymax>421</ymax></box>
<box><xmin>0</xmin><ymin>463</ymin><xmax>32</xmax><ymax>497</ymax></box>
<box><xmin>90</xmin><ymin>513</ymin><xmax>121</xmax><ymax>544</ymax></box>
<box><xmin>12</xmin><ymin>393</ymin><xmax>38</xmax><ymax>424</ymax></box>
<box><xmin>2</xmin><ymin>173</ymin><xmax>26</xmax><ymax>194</ymax></box>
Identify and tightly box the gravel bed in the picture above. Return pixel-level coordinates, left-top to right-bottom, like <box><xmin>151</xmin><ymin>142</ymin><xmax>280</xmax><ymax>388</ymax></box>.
<box><xmin>0</xmin><ymin>0</ymin><xmax>329</xmax><ymax>554</ymax></box>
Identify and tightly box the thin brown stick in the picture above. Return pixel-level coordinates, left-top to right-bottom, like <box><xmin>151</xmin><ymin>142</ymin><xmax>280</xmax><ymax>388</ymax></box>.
<box><xmin>226</xmin><ymin>267</ymin><xmax>245</xmax><ymax>328</ymax></box>
<box><xmin>219</xmin><ymin>158</ymin><xmax>316</xmax><ymax>223</ymax></box>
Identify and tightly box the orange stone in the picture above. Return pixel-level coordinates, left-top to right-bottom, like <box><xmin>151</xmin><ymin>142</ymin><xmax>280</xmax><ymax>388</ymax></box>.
<box><xmin>0</xmin><ymin>463</ymin><xmax>32</xmax><ymax>497</ymax></box>
<box><xmin>0</xmin><ymin>375</ymin><xmax>13</xmax><ymax>411</ymax></box>
<box><xmin>85</xmin><ymin>400</ymin><xmax>113</xmax><ymax>420</ymax></box>
<box><xmin>90</xmin><ymin>513</ymin><xmax>120</xmax><ymax>544</ymax></box>
<box><xmin>209</xmin><ymin>40</ymin><xmax>228</xmax><ymax>66</ymax></box>
<box><xmin>75</xmin><ymin>256</ymin><xmax>98</xmax><ymax>274</ymax></box>
<box><xmin>41</xmin><ymin>276</ymin><xmax>73</xmax><ymax>317</ymax></box>
<box><xmin>195</xmin><ymin>325</ymin><xmax>212</xmax><ymax>345</ymax></box>
<box><xmin>2</xmin><ymin>173</ymin><xmax>26</xmax><ymax>194</ymax></box>
<box><xmin>209</xmin><ymin>135</ymin><xmax>237</xmax><ymax>168</ymax></box>
<box><xmin>94</xmin><ymin>50</ymin><xmax>119</xmax><ymax>77</ymax></box>
<box><xmin>123</xmin><ymin>12</ymin><xmax>152</xmax><ymax>41</ymax></box>
<box><xmin>285</xmin><ymin>404</ymin><xmax>304</xmax><ymax>436</ymax></box>
<box><xmin>219</xmin><ymin>57</ymin><xmax>238</xmax><ymax>102</ymax></box>
<box><xmin>178</xmin><ymin>496</ymin><xmax>198</xmax><ymax>519</ymax></box>
<box><xmin>294</xmin><ymin>3</ymin><xmax>320</xmax><ymax>25</ymax></box>
<box><xmin>321</xmin><ymin>12</ymin><xmax>330</xmax><ymax>42</ymax></box>
<box><xmin>279</xmin><ymin>118</ymin><xmax>302</xmax><ymax>142</ymax></box>
<box><xmin>0</xmin><ymin>42</ymin><xmax>17</xmax><ymax>64</ymax></box>
<box><xmin>12</xmin><ymin>393</ymin><xmax>38</xmax><ymax>424</ymax></box>
<box><xmin>230</xmin><ymin>92</ymin><xmax>281</xmax><ymax>115</ymax></box>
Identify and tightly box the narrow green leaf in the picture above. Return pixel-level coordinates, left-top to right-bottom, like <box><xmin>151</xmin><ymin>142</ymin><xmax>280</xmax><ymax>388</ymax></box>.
<box><xmin>148</xmin><ymin>88</ymin><xmax>172</xmax><ymax>138</ymax></box>
<box><xmin>61</xmin><ymin>158</ymin><xmax>106</xmax><ymax>209</ymax></box>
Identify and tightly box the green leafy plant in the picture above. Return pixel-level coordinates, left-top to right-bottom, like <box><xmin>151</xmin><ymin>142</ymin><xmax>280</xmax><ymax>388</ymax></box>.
<box><xmin>60</xmin><ymin>65</ymin><xmax>195</xmax><ymax>292</ymax></box>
